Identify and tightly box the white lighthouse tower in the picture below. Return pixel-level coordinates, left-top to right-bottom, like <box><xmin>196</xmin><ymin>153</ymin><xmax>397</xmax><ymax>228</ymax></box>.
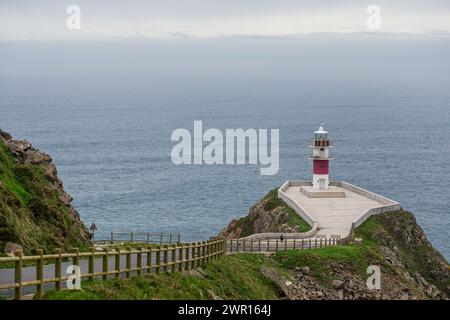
<box><xmin>309</xmin><ymin>124</ymin><xmax>333</xmax><ymax>190</ymax></box>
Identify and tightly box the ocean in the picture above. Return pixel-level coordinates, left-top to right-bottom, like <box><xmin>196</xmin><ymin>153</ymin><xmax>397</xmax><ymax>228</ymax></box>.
<box><xmin>1</xmin><ymin>75</ymin><xmax>449</xmax><ymax>260</ymax></box>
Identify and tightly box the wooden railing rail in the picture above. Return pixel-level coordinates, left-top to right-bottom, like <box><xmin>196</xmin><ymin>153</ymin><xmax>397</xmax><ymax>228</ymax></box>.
<box><xmin>93</xmin><ymin>231</ymin><xmax>182</xmax><ymax>245</ymax></box>
<box><xmin>227</xmin><ymin>236</ymin><xmax>342</xmax><ymax>253</ymax></box>
<box><xmin>0</xmin><ymin>238</ymin><xmax>226</xmax><ymax>300</ymax></box>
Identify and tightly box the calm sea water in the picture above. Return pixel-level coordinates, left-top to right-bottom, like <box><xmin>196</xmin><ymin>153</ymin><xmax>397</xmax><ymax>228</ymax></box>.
<box><xmin>1</xmin><ymin>76</ymin><xmax>449</xmax><ymax>260</ymax></box>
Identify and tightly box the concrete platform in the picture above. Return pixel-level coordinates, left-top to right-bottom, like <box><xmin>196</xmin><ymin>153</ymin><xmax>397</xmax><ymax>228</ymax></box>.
<box><xmin>278</xmin><ymin>181</ymin><xmax>400</xmax><ymax>238</ymax></box>
<box><xmin>300</xmin><ymin>185</ymin><xmax>346</xmax><ymax>198</ymax></box>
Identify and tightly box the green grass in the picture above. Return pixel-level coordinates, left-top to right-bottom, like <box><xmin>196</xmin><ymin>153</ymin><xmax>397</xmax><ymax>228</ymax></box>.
<box><xmin>355</xmin><ymin>210</ymin><xmax>450</xmax><ymax>292</ymax></box>
<box><xmin>40</xmin><ymin>223</ymin><xmax>450</xmax><ymax>300</ymax></box>
<box><xmin>43</xmin><ymin>254</ymin><xmax>282</xmax><ymax>300</ymax></box>
<box><xmin>0</xmin><ymin>142</ymin><xmax>32</xmax><ymax>205</ymax></box>
<box><xmin>273</xmin><ymin>245</ymin><xmax>386</xmax><ymax>285</ymax></box>
<box><xmin>0</xmin><ymin>139</ymin><xmax>90</xmax><ymax>254</ymax></box>
<box><xmin>42</xmin><ymin>244</ymin><xmax>386</xmax><ymax>300</ymax></box>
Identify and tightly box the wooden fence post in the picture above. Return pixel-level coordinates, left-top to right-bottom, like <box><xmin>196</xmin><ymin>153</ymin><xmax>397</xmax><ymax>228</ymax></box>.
<box><xmin>285</xmin><ymin>239</ymin><xmax>288</xmax><ymax>251</ymax></box>
<box><xmin>14</xmin><ymin>250</ymin><xmax>23</xmax><ymax>300</ymax></box>
<box><xmin>293</xmin><ymin>239</ymin><xmax>296</xmax><ymax>250</ymax></box>
<box><xmin>205</xmin><ymin>241</ymin><xmax>208</xmax><ymax>262</ymax></box>
<box><xmin>267</xmin><ymin>239</ymin><xmax>269</xmax><ymax>252</ymax></box>
<box><xmin>103</xmin><ymin>248</ymin><xmax>109</xmax><ymax>281</ymax></box>
<box><xmin>126</xmin><ymin>247</ymin><xmax>131</xmax><ymax>278</ymax></box>
<box><xmin>55</xmin><ymin>248</ymin><xmax>62</xmax><ymax>291</ymax></box>
<box><xmin>315</xmin><ymin>239</ymin><xmax>317</xmax><ymax>249</ymax></box>
<box><xmin>155</xmin><ymin>246</ymin><xmax>161</xmax><ymax>274</ymax></box>
<box><xmin>309</xmin><ymin>239</ymin><xmax>312</xmax><ymax>250</ymax></box>
<box><xmin>36</xmin><ymin>249</ymin><xmax>44</xmax><ymax>299</ymax></box>
<box><xmin>191</xmin><ymin>244</ymin><xmax>196</xmax><ymax>269</ymax></box>
<box><xmin>217</xmin><ymin>240</ymin><xmax>221</xmax><ymax>258</ymax></box>
<box><xmin>208</xmin><ymin>241</ymin><xmax>212</xmax><ymax>261</ymax></box>
<box><xmin>275</xmin><ymin>239</ymin><xmax>279</xmax><ymax>252</ymax></box>
<box><xmin>163</xmin><ymin>245</ymin><xmax>169</xmax><ymax>272</ymax></box>
<box><xmin>243</xmin><ymin>239</ymin><xmax>246</xmax><ymax>252</ymax></box>
<box><xmin>147</xmin><ymin>246</ymin><xmax>152</xmax><ymax>274</ymax></box>
<box><xmin>115</xmin><ymin>247</ymin><xmax>121</xmax><ymax>278</ymax></box>
<box><xmin>216</xmin><ymin>240</ymin><xmax>219</xmax><ymax>258</ymax></box>
<box><xmin>210</xmin><ymin>241</ymin><xmax>214</xmax><ymax>260</ymax></box>
<box><xmin>250</xmin><ymin>239</ymin><xmax>253</xmax><ymax>252</ymax></box>
<box><xmin>171</xmin><ymin>244</ymin><xmax>177</xmax><ymax>272</ymax></box>
<box><xmin>258</xmin><ymin>240</ymin><xmax>261</xmax><ymax>252</ymax></box>
<box><xmin>301</xmin><ymin>239</ymin><xmax>304</xmax><ymax>250</ymax></box>
<box><xmin>137</xmin><ymin>247</ymin><xmax>143</xmax><ymax>276</ymax></box>
<box><xmin>178</xmin><ymin>244</ymin><xmax>183</xmax><ymax>272</ymax></box>
<box><xmin>185</xmin><ymin>244</ymin><xmax>190</xmax><ymax>270</ymax></box>
<box><xmin>89</xmin><ymin>247</ymin><xmax>95</xmax><ymax>281</ymax></box>
<box><xmin>73</xmin><ymin>248</ymin><xmax>80</xmax><ymax>266</ymax></box>
<box><xmin>229</xmin><ymin>239</ymin><xmax>233</xmax><ymax>253</ymax></box>
<box><xmin>199</xmin><ymin>241</ymin><xmax>206</xmax><ymax>266</ymax></box>
<box><xmin>196</xmin><ymin>242</ymin><xmax>201</xmax><ymax>267</ymax></box>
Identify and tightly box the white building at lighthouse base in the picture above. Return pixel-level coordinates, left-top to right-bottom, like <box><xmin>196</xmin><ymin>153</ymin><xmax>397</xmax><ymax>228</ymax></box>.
<box><xmin>278</xmin><ymin>181</ymin><xmax>400</xmax><ymax>238</ymax></box>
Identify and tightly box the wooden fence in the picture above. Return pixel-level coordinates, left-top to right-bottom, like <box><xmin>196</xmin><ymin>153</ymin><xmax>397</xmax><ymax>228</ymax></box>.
<box><xmin>93</xmin><ymin>232</ymin><xmax>181</xmax><ymax>245</ymax></box>
<box><xmin>0</xmin><ymin>238</ymin><xmax>226</xmax><ymax>300</ymax></box>
<box><xmin>227</xmin><ymin>237</ymin><xmax>343</xmax><ymax>253</ymax></box>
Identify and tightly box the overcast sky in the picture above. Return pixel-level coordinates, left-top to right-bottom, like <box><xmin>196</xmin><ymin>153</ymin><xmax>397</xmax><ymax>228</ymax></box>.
<box><xmin>1</xmin><ymin>1</ymin><xmax>449</xmax><ymax>79</ymax></box>
<box><xmin>1</xmin><ymin>0</ymin><xmax>450</xmax><ymax>41</ymax></box>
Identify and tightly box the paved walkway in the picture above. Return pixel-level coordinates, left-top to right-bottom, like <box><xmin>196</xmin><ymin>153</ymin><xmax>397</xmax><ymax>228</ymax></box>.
<box><xmin>284</xmin><ymin>185</ymin><xmax>386</xmax><ymax>238</ymax></box>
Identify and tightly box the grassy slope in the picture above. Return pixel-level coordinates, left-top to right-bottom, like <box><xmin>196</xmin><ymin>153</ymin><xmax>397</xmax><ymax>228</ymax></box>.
<box><xmin>0</xmin><ymin>140</ymin><xmax>89</xmax><ymax>256</ymax></box>
<box><xmin>40</xmin><ymin>244</ymin><xmax>396</xmax><ymax>300</ymax></box>
<box><xmin>35</xmin><ymin>196</ymin><xmax>448</xmax><ymax>300</ymax></box>
<box><xmin>42</xmin><ymin>254</ymin><xmax>282</xmax><ymax>300</ymax></box>
<box><xmin>355</xmin><ymin>210</ymin><xmax>450</xmax><ymax>292</ymax></box>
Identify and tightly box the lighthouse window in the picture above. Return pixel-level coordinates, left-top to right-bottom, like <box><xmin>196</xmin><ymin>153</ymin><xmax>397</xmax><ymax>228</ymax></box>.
<box><xmin>320</xmin><ymin>148</ymin><xmax>324</xmax><ymax>151</ymax></box>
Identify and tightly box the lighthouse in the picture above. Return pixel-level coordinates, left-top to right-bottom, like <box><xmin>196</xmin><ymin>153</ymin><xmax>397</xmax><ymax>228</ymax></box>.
<box><xmin>309</xmin><ymin>125</ymin><xmax>333</xmax><ymax>190</ymax></box>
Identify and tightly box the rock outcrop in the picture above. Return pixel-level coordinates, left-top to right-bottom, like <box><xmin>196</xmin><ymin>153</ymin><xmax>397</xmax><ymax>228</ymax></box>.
<box><xmin>219</xmin><ymin>189</ymin><xmax>311</xmax><ymax>239</ymax></box>
<box><xmin>221</xmin><ymin>187</ymin><xmax>449</xmax><ymax>300</ymax></box>
<box><xmin>0</xmin><ymin>129</ymin><xmax>90</xmax><ymax>253</ymax></box>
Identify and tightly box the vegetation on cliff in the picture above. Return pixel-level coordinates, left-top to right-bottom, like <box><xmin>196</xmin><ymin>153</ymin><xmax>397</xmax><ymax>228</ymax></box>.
<box><xmin>42</xmin><ymin>205</ymin><xmax>449</xmax><ymax>300</ymax></box>
<box><xmin>219</xmin><ymin>188</ymin><xmax>311</xmax><ymax>238</ymax></box>
<box><xmin>0</xmin><ymin>130</ymin><xmax>90</xmax><ymax>255</ymax></box>
<box><xmin>43</xmin><ymin>254</ymin><xmax>282</xmax><ymax>300</ymax></box>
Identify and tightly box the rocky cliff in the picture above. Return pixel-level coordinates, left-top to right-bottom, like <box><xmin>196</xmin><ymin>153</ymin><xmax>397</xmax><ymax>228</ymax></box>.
<box><xmin>220</xmin><ymin>189</ymin><xmax>450</xmax><ymax>300</ymax></box>
<box><xmin>0</xmin><ymin>129</ymin><xmax>90</xmax><ymax>254</ymax></box>
<box><xmin>219</xmin><ymin>188</ymin><xmax>311</xmax><ymax>238</ymax></box>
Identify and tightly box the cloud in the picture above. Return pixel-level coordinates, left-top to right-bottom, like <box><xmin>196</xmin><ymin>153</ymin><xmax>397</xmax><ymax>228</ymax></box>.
<box><xmin>0</xmin><ymin>0</ymin><xmax>449</xmax><ymax>41</ymax></box>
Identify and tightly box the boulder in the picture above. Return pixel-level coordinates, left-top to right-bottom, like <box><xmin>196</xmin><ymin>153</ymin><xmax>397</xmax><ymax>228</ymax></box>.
<box><xmin>0</xmin><ymin>129</ymin><xmax>12</xmax><ymax>141</ymax></box>
<box><xmin>4</xmin><ymin>242</ymin><xmax>23</xmax><ymax>256</ymax></box>
<box><xmin>332</xmin><ymin>280</ymin><xmax>345</xmax><ymax>289</ymax></box>
<box><xmin>59</xmin><ymin>192</ymin><xmax>73</xmax><ymax>205</ymax></box>
<box><xmin>301</xmin><ymin>266</ymin><xmax>310</xmax><ymax>274</ymax></box>
<box><xmin>207</xmin><ymin>289</ymin><xmax>222</xmax><ymax>300</ymax></box>
<box><xmin>24</xmin><ymin>150</ymin><xmax>52</xmax><ymax>165</ymax></box>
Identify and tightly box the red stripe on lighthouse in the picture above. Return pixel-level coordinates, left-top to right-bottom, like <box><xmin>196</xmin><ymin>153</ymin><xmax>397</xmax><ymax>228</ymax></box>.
<box><xmin>313</xmin><ymin>160</ymin><xmax>329</xmax><ymax>174</ymax></box>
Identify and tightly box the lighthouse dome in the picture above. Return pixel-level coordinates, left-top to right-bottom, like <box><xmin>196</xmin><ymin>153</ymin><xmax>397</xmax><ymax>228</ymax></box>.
<box><xmin>314</xmin><ymin>124</ymin><xmax>329</xmax><ymax>140</ymax></box>
<box><xmin>314</xmin><ymin>125</ymin><xmax>328</xmax><ymax>134</ymax></box>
